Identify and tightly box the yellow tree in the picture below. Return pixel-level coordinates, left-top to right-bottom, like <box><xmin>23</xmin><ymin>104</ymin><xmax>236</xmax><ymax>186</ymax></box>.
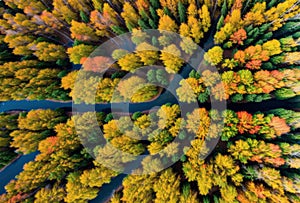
<box><xmin>158</xmin><ymin>15</ymin><xmax>178</xmax><ymax>32</ymax></box>
<box><xmin>121</xmin><ymin>2</ymin><xmax>140</xmax><ymax>31</ymax></box>
<box><xmin>66</xmin><ymin>0</ymin><xmax>92</xmax><ymax>14</ymax></box>
<box><xmin>131</xmin><ymin>29</ymin><xmax>150</xmax><ymax>45</ymax></box>
<box><xmin>153</xmin><ymin>169</ymin><xmax>181</xmax><ymax>203</ymax></box>
<box><xmin>111</xmin><ymin>135</ymin><xmax>145</xmax><ymax>155</ymax></box>
<box><xmin>176</xmin><ymin>79</ymin><xmax>198</xmax><ymax>103</ymax></box>
<box><xmin>179</xmin><ymin>23</ymin><xmax>190</xmax><ymax>38</ymax></box>
<box><xmin>10</xmin><ymin>131</ymin><xmax>48</xmax><ymax>154</ymax></box>
<box><xmin>188</xmin><ymin>16</ymin><xmax>203</xmax><ymax>43</ymax></box>
<box><xmin>102</xmin><ymin>3</ymin><xmax>120</xmax><ymax>26</ymax></box>
<box><xmin>185</xmin><ymin>108</ymin><xmax>210</xmax><ymax>139</ymax></box>
<box><xmin>187</xmin><ymin>2</ymin><xmax>198</xmax><ymax>17</ymax></box>
<box><xmin>135</xmin><ymin>42</ymin><xmax>159</xmax><ymax>65</ymax></box>
<box><xmin>220</xmin><ymin>184</ymin><xmax>238</xmax><ymax>202</ymax></box>
<box><xmin>199</xmin><ymin>5</ymin><xmax>211</xmax><ymax>32</ymax></box>
<box><xmin>157</xmin><ymin>104</ymin><xmax>180</xmax><ymax>129</ymax></box>
<box><xmin>34</xmin><ymin>184</ymin><xmax>65</xmax><ymax>203</ymax></box>
<box><xmin>80</xmin><ymin>165</ymin><xmax>118</xmax><ymax>188</ymax></box>
<box><xmin>204</xmin><ymin>46</ymin><xmax>224</xmax><ymax>65</ymax></box>
<box><xmin>180</xmin><ymin>37</ymin><xmax>198</xmax><ymax>55</ymax></box>
<box><xmin>160</xmin><ymin>44</ymin><xmax>184</xmax><ymax>73</ymax></box>
<box><xmin>64</xmin><ymin>172</ymin><xmax>99</xmax><ymax>203</ymax></box>
<box><xmin>18</xmin><ymin>109</ymin><xmax>66</xmax><ymax>131</ymax></box>
<box><xmin>4</xmin><ymin>0</ymin><xmax>45</xmax><ymax>11</ymax></box>
<box><xmin>117</xmin><ymin>53</ymin><xmax>142</xmax><ymax>72</ymax></box>
<box><xmin>4</xmin><ymin>34</ymin><xmax>34</xmax><ymax>56</ymax></box>
<box><xmin>52</xmin><ymin>0</ymin><xmax>78</xmax><ymax>24</ymax></box>
<box><xmin>30</xmin><ymin>42</ymin><xmax>67</xmax><ymax>62</ymax></box>
<box><xmin>243</xmin><ymin>2</ymin><xmax>266</xmax><ymax>26</ymax></box>
<box><xmin>160</xmin><ymin>0</ymin><xmax>179</xmax><ymax>17</ymax></box>
<box><xmin>284</xmin><ymin>52</ymin><xmax>300</xmax><ymax>65</ymax></box>
<box><xmin>70</xmin><ymin>21</ymin><xmax>99</xmax><ymax>42</ymax></box>
<box><xmin>103</xmin><ymin>120</ymin><xmax>122</xmax><ymax>140</ymax></box>
<box><xmin>3</xmin><ymin>12</ymin><xmax>40</xmax><ymax>33</ymax></box>
<box><xmin>262</xmin><ymin>39</ymin><xmax>282</xmax><ymax>56</ymax></box>
<box><xmin>117</xmin><ymin>76</ymin><xmax>157</xmax><ymax>102</ymax></box>
<box><xmin>67</xmin><ymin>44</ymin><xmax>94</xmax><ymax>64</ymax></box>
<box><xmin>214</xmin><ymin>23</ymin><xmax>235</xmax><ymax>44</ymax></box>
<box><xmin>264</xmin><ymin>0</ymin><xmax>300</xmax><ymax>31</ymax></box>
<box><xmin>61</xmin><ymin>71</ymin><xmax>78</xmax><ymax>90</ymax></box>
<box><xmin>122</xmin><ymin>173</ymin><xmax>157</xmax><ymax>202</ymax></box>
<box><xmin>214</xmin><ymin>9</ymin><xmax>241</xmax><ymax>44</ymax></box>
<box><xmin>96</xmin><ymin>78</ymin><xmax>120</xmax><ymax>102</ymax></box>
<box><xmin>228</xmin><ymin>9</ymin><xmax>241</xmax><ymax>27</ymax></box>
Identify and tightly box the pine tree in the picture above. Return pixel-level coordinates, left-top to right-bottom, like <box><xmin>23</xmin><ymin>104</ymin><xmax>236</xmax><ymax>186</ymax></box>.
<box><xmin>121</xmin><ymin>2</ymin><xmax>140</xmax><ymax>31</ymax></box>
<box><xmin>178</xmin><ymin>1</ymin><xmax>186</xmax><ymax>23</ymax></box>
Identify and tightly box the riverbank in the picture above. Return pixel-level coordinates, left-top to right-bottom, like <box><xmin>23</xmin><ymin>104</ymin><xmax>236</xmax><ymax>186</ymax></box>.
<box><xmin>90</xmin><ymin>174</ymin><xmax>126</xmax><ymax>203</ymax></box>
<box><xmin>0</xmin><ymin>154</ymin><xmax>21</xmax><ymax>173</ymax></box>
<box><xmin>103</xmin><ymin>185</ymin><xmax>123</xmax><ymax>203</ymax></box>
<box><xmin>0</xmin><ymin>152</ymin><xmax>39</xmax><ymax>194</ymax></box>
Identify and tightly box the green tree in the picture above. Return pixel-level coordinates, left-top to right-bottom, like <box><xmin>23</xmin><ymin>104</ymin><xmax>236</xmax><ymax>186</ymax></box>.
<box><xmin>178</xmin><ymin>2</ymin><xmax>186</xmax><ymax>23</ymax></box>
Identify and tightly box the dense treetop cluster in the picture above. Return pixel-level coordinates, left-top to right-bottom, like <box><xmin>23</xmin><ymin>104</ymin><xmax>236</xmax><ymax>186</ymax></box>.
<box><xmin>0</xmin><ymin>0</ymin><xmax>299</xmax><ymax>203</ymax></box>
<box><xmin>0</xmin><ymin>106</ymin><xmax>299</xmax><ymax>202</ymax></box>
<box><xmin>0</xmin><ymin>0</ymin><xmax>299</xmax><ymax>103</ymax></box>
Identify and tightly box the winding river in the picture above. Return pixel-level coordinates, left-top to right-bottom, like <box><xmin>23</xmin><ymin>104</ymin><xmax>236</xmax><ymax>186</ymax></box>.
<box><xmin>0</xmin><ymin>62</ymin><xmax>299</xmax><ymax>201</ymax></box>
<box><xmin>1</xmin><ymin>97</ymin><xmax>299</xmax><ymax>202</ymax></box>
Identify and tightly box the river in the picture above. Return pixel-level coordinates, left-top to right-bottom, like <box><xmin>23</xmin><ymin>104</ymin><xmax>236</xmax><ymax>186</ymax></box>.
<box><xmin>0</xmin><ymin>152</ymin><xmax>39</xmax><ymax>194</ymax></box>
<box><xmin>0</xmin><ymin>96</ymin><xmax>298</xmax><ymax>201</ymax></box>
<box><xmin>0</xmin><ymin>61</ymin><xmax>299</xmax><ymax>201</ymax></box>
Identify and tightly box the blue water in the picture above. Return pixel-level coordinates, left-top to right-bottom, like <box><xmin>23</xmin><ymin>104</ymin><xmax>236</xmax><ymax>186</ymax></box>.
<box><xmin>0</xmin><ymin>152</ymin><xmax>38</xmax><ymax>194</ymax></box>
<box><xmin>90</xmin><ymin>174</ymin><xmax>126</xmax><ymax>203</ymax></box>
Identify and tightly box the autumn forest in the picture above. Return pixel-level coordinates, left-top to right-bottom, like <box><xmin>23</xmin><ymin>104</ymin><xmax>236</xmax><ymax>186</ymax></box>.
<box><xmin>0</xmin><ymin>0</ymin><xmax>300</xmax><ymax>203</ymax></box>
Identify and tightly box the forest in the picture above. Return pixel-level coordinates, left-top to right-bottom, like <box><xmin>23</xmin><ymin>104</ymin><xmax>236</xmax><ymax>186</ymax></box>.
<box><xmin>0</xmin><ymin>0</ymin><xmax>299</xmax><ymax>103</ymax></box>
<box><xmin>0</xmin><ymin>107</ymin><xmax>299</xmax><ymax>202</ymax></box>
<box><xmin>0</xmin><ymin>0</ymin><xmax>299</xmax><ymax>202</ymax></box>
